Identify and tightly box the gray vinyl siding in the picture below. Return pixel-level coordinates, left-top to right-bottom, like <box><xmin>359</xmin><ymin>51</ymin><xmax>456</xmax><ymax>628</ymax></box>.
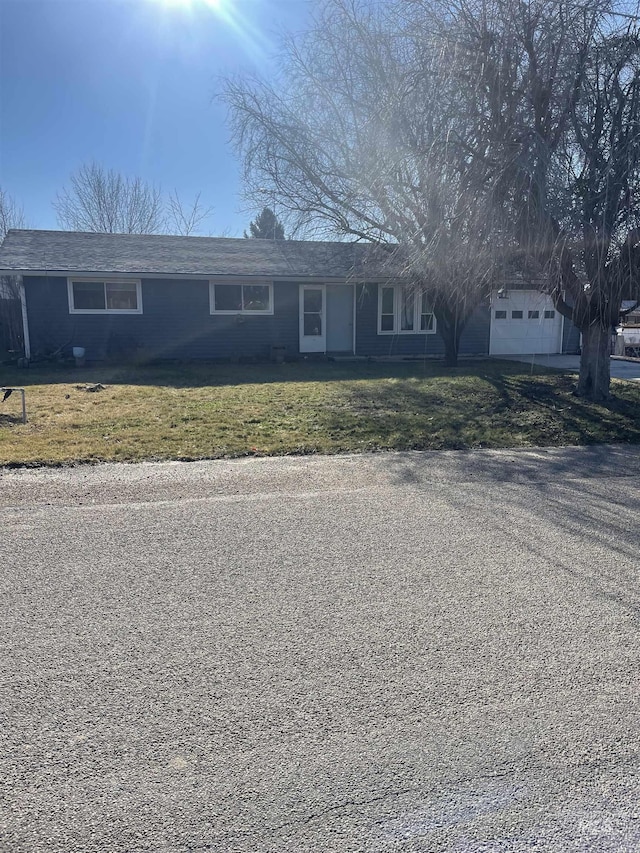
<box><xmin>354</xmin><ymin>283</ymin><xmax>490</xmax><ymax>357</ymax></box>
<box><xmin>562</xmin><ymin>313</ymin><xmax>581</xmax><ymax>353</ymax></box>
<box><xmin>556</xmin><ymin>289</ymin><xmax>580</xmax><ymax>354</ymax></box>
<box><xmin>24</xmin><ymin>276</ymin><xmax>300</xmax><ymax>361</ymax></box>
<box><xmin>25</xmin><ymin>276</ymin><xmax>494</xmax><ymax>362</ymax></box>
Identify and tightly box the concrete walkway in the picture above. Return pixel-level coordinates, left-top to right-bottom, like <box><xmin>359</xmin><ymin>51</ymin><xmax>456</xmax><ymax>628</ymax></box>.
<box><xmin>493</xmin><ymin>353</ymin><xmax>640</xmax><ymax>382</ymax></box>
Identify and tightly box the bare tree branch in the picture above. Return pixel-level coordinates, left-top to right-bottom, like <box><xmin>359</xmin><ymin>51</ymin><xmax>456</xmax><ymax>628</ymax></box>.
<box><xmin>166</xmin><ymin>190</ymin><xmax>214</xmax><ymax>236</ymax></box>
<box><xmin>0</xmin><ymin>187</ymin><xmax>27</xmax><ymax>241</ymax></box>
<box><xmin>444</xmin><ymin>0</ymin><xmax>640</xmax><ymax>398</ymax></box>
<box><xmin>222</xmin><ymin>0</ymin><xmax>511</xmax><ymax>365</ymax></box>
<box><xmin>53</xmin><ymin>163</ymin><xmax>165</xmax><ymax>234</ymax></box>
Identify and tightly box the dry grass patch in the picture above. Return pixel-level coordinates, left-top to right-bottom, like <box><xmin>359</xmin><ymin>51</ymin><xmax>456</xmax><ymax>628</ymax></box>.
<box><xmin>1</xmin><ymin>360</ymin><xmax>639</xmax><ymax>466</ymax></box>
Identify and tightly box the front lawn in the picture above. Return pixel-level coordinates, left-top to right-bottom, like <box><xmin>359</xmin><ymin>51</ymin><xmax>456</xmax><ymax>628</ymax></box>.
<box><xmin>1</xmin><ymin>359</ymin><xmax>639</xmax><ymax>466</ymax></box>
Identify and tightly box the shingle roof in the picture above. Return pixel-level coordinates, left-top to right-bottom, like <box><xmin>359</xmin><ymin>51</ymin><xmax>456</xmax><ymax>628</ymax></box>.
<box><xmin>0</xmin><ymin>229</ymin><xmax>397</xmax><ymax>280</ymax></box>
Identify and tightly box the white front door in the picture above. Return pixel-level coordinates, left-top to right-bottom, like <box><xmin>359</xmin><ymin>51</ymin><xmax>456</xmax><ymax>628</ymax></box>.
<box><xmin>489</xmin><ymin>290</ymin><xmax>563</xmax><ymax>355</ymax></box>
<box><xmin>299</xmin><ymin>284</ymin><xmax>326</xmax><ymax>353</ymax></box>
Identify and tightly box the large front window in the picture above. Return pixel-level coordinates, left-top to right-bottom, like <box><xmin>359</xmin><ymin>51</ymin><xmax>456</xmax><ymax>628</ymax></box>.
<box><xmin>378</xmin><ymin>285</ymin><xmax>436</xmax><ymax>335</ymax></box>
<box><xmin>210</xmin><ymin>281</ymin><xmax>273</xmax><ymax>314</ymax></box>
<box><xmin>68</xmin><ymin>279</ymin><xmax>142</xmax><ymax>314</ymax></box>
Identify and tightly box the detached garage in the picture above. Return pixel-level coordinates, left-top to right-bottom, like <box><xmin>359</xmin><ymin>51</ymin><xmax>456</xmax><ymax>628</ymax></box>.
<box><xmin>489</xmin><ymin>290</ymin><xmax>564</xmax><ymax>355</ymax></box>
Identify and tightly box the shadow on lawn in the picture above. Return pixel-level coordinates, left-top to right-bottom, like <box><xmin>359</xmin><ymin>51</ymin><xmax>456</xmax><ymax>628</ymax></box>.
<box><xmin>0</xmin><ymin>358</ymin><xmax>554</xmax><ymax>390</ymax></box>
<box><xmin>319</xmin><ymin>368</ymin><xmax>640</xmax><ymax>450</ymax></box>
<box><xmin>0</xmin><ymin>413</ymin><xmax>24</xmax><ymax>427</ymax></box>
<box><xmin>484</xmin><ymin>372</ymin><xmax>640</xmax><ymax>444</ymax></box>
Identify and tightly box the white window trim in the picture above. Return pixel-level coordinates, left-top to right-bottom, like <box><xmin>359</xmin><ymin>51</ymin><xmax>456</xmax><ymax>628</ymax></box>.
<box><xmin>68</xmin><ymin>278</ymin><xmax>143</xmax><ymax>315</ymax></box>
<box><xmin>209</xmin><ymin>279</ymin><xmax>274</xmax><ymax>315</ymax></box>
<box><xmin>377</xmin><ymin>284</ymin><xmax>437</xmax><ymax>335</ymax></box>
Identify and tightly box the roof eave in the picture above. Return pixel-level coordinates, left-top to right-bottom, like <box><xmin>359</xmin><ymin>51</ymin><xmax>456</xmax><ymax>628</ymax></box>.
<box><xmin>7</xmin><ymin>269</ymin><xmax>393</xmax><ymax>284</ymax></box>
<box><xmin>4</xmin><ymin>268</ymin><xmax>390</xmax><ymax>282</ymax></box>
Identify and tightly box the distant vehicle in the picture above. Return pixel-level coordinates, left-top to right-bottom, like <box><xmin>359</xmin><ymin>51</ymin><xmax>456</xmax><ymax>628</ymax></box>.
<box><xmin>616</xmin><ymin>301</ymin><xmax>640</xmax><ymax>357</ymax></box>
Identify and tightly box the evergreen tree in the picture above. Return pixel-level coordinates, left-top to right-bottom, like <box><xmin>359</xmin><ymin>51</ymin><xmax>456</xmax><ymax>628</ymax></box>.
<box><xmin>245</xmin><ymin>207</ymin><xmax>285</xmax><ymax>240</ymax></box>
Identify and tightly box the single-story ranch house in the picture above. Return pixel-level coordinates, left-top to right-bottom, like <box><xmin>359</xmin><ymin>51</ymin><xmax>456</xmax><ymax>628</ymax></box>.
<box><xmin>0</xmin><ymin>229</ymin><xmax>579</xmax><ymax>362</ymax></box>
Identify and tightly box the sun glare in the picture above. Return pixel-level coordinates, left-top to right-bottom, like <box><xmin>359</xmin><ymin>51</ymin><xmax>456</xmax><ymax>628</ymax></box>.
<box><xmin>161</xmin><ymin>0</ymin><xmax>222</xmax><ymax>9</ymax></box>
<box><xmin>154</xmin><ymin>0</ymin><xmax>270</xmax><ymax>62</ymax></box>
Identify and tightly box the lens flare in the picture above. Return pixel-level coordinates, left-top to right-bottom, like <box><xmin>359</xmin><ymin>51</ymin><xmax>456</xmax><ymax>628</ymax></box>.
<box><xmin>154</xmin><ymin>0</ymin><xmax>271</xmax><ymax>62</ymax></box>
<box><xmin>161</xmin><ymin>0</ymin><xmax>223</xmax><ymax>9</ymax></box>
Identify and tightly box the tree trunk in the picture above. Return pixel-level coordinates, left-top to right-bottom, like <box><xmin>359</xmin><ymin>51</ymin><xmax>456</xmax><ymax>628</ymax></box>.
<box><xmin>435</xmin><ymin>309</ymin><xmax>463</xmax><ymax>368</ymax></box>
<box><xmin>576</xmin><ymin>324</ymin><xmax>612</xmax><ymax>400</ymax></box>
<box><xmin>443</xmin><ymin>332</ymin><xmax>459</xmax><ymax>367</ymax></box>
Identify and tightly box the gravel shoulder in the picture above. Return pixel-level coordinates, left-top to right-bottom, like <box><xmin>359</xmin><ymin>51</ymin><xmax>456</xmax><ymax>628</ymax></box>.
<box><xmin>2</xmin><ymin>446</ymin><xmax>639</xmax><ymax>852</ymax></box>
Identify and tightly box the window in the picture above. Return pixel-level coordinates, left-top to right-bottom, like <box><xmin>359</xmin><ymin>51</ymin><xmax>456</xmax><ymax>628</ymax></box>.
<box><xmin>544</xmin><ymin>310</ymin><xmax>556</xmax><ymax>319</ymax></box>
<box><xmin>528</xmin><ymin>310</ymin><xmax>540</xmax><ymax>319</ymax></box>
<box><xmin>68</xmin><ymin>279</ymin><xmax>142</xmax><ymax>314</ymax></box>
<box><xmin>400</xmin><ymin>287</ymin><xmax>415</xmax><ymax>331</ymax></box>
<box><xmin>210</xmin><ymin>281</ymin><xmax>273</xmax><ymax>314</ymax></box>
<box><xmin>380</xmin><ymin>287</ymin><xmax>395</xmax><ymax>332</ymax></box>
<box><xmin>511</xmin><ymin>310</ymin><xmax>523</xmax><ymax>319</ymax></box>
<box><xmin>495</xmin><ymin>310</ymin><xmax>507</xmax><ymax>319</ymax></box>
<box><xmin>377</xmin><ymin>285</ymin><xmax>436</xmax><ymax>334</ymax></box>
<box><xmin>302</xmin><ymin>287</ymin><xmax>323</xmax><ymax>336</ymax></box>
<box><xmin>420</xmin><ymin>291</ymin><xmax>435</xmax><ymax>331</ymax></box>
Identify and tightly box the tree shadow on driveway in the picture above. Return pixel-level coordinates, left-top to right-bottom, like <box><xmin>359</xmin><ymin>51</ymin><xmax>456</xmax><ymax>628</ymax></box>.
<box><xmin>381</xmin><ymin>445</ymin><xmax>640</xmax><ymax>620</ymax></box>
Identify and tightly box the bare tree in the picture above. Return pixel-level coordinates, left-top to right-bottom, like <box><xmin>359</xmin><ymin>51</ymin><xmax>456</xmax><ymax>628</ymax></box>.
<box><xmin>54</xmin><ymin>165</ymin><xmax>215</xmax><ymax>237</ymax></box>
<box><xmin>166</xmin><ymin>190</ymin><xmax>214</xmax><ymax>236</ymax></box>
<box><xmin>223</xmin><ymin>0</ymin><xmax>509</xmax><ymax>365</ymax></box>
<box><xmin>554</xmin><ymin>25</ymin><xmax>640</xmax><ymax>397</ymax></box>
<box><xmin>54</xmin><ymin>163</ymin><xmax>165</xmax><ymax>234</ymax></box>
<box><xmin>0</xmin><ymin>187</ymin><xmax>26</xmax><ymax>240</ymax></box>
<box><xmin>441</xmin><ymin>0</ymin><xmax>640</xmax><ymax>398</ymax></box>
<box><xmin>225</xmin><ymin>0</ymin><xmax>640</xmax><ymax>390</ymax></box>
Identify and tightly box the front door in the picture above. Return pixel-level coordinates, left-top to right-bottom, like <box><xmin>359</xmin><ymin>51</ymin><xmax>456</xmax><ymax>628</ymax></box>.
<box><xmin>299</xmin><ymin>285</ymin><xmax>326</xmax><ymax>353</ymax></box>
<box><xmin>326</xmin><ymin>284</ymin><xmax>354</xmax><ymax>352</ymax></box>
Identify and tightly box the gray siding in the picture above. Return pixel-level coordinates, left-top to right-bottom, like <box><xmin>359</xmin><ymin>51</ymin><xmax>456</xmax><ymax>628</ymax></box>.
<box><xmin>24</xmin><ymin>276</ymin><xmax>495</xmax><ymax>361</ymax></box>
<box><xmin>562</xmin><ymin>314</ymin><xmax>581</xmax><ymax>354</ymax></box>
<box><xmin>24</xmin><ymin>276</ymin><xmax>300</xmax><ymax>361</ymax></box>
<box><xmin>354</xmin><ymin>284</ymin><xmax>490</xmax><ymax>357</ymax></box>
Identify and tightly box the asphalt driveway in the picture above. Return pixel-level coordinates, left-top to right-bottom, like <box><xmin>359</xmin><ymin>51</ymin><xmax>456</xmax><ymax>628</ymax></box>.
<box><xmin>1</xmin><ymin>447</ymin><xmax>639</xmax><ymax>852</ymax></box>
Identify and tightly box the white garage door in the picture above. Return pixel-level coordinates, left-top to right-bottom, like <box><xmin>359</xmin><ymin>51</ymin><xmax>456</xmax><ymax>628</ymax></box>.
<box><xmin>489</xmin><ymin>290</ymin><xmax>563</xmax><ymax>355</ymax></box>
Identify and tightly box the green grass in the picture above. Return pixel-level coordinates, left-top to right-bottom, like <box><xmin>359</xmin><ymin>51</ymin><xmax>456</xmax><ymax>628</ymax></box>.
<box><xmin>0</xmin><ymin>359</ymin><xmax>639</xmax><ymax>466</ymax></box>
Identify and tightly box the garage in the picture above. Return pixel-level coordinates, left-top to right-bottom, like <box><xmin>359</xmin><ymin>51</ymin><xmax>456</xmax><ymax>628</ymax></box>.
<box><xmin>489</xmin><ymin>289</ymin><xmax>563</xmax><ymax>355</ymax></box>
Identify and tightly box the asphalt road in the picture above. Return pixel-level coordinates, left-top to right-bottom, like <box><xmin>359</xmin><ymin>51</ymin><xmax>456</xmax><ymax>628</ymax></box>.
<box><xmin>1</xmin><ymin>447</ymin><xmax>639</xmax><ymax>853</ymax></box>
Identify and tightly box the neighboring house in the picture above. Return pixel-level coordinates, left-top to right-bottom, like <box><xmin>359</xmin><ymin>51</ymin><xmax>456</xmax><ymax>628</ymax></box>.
<box><xmin>620</xmin><ymin>300</ymin><xmax>640</xmax><ymax>325</ymax></box>
<box><xmin>617</xmin><ymin>300</ymin><xmax>640</xmax><ymax>356</ymax></box>
<box><xmin>0</xmin><ymin>229</ymin><xmax>578</xmax><ymax>362</ymax></box>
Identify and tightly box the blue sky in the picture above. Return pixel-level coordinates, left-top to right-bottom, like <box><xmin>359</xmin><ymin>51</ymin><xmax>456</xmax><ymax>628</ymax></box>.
<box><xmin>0</xmin><ymin>0</ymin><xmax>311</xmax><ymax>236</ymax></box>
